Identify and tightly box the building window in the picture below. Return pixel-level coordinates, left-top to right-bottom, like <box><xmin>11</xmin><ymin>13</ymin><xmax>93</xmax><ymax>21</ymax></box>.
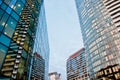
<box><xmin>4</xmin><ymin>17</ymin><xmax>17</xmax><ymax>38</ymax></box>
<box><xmin>0</xmin><ymin>34</ymin><xmax>10</xmax><ymax>46</ymax></box>
<box><xmin>9</xmin><ymin>0</ymin><xmax>17</xmax><ymax>8</ymax></box>
<box><xmin>13</xmin><ymin>1</ymin><xmax>24</xmax><ymax>15</ymax></box>
<box><xmin>11</xmin><ymin>11</ymin><xmax>19</xmax><ymax>21</ymax></box>
<box><xmin>6</xmin><ymin>6</ymin><xmax>12</xmax><ymax>14</ymax></box>
<box><xmin>0</xmin><ymin>13</ymin><xmax>9</xmax><ymax>32</ymax></box>
<box><xmin>1</xmin><ymin>3</ymin><xmax>7</xmax><ymax>10</ymax></box>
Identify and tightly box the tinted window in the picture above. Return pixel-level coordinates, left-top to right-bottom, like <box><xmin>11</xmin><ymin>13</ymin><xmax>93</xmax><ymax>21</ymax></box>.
<box><xmin>13</xmin><ymin>1</ymin><xmax>24</xmax><ymax>15</ymax></box>
<box><xmin>0</xmin><ymin>34</ymin><xmax>11</xmax><ymax>46</ymax></box>
<box><xmin>4</xmin><ymin>17</ymin><xmax>17</xmax><ymax>38</ymax></box>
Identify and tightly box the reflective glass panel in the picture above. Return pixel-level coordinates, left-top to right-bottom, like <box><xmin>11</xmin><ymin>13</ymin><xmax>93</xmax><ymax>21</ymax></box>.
<box><xmin>6</xmin><ymin>7</ymin><xmax>12</xmax><ymax>14</ymax></box>
<box><xmin>1</xmin><ymin>3</ymin><xmax>7</xmax><ymax>10</ymax></box>
<box><xmin>0</xmin><ymin>34</ymin><xmax>10</xmax><ymax>46</ymax></box>
<box><xmin>11</xmin><ymin>11</ymin><xmax>19</xmax><ymax>21</ymax></box>
<box><xmin>4</xmin><ymin>17</ymin><xmax>17</xmax><ymax>38</ymax></box>
<box><xmin>0</xmin><ymin>13</ymin><xmax>9</xmax><ymax>31</ymax></box>
<box><xmin>13</xmin><ymin>1</ymin><xmax>24</xmax><ymax>15</ymax></box>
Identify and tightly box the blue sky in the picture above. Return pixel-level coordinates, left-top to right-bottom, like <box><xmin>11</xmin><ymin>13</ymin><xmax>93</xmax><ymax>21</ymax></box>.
<box><xmin>44</xmin><ymin>0</ymin><xmax>84</xmax><ymax>79</ymax></box>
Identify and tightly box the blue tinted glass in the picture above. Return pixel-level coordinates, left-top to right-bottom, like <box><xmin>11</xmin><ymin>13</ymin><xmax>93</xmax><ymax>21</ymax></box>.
<box><xmin>4</xmin><ymin>25</ymin><xmax>14</xmax><ymax>38</ymax></box>
<box><xmin>21</xmin><ymin>0</ymin><xmax>26</xmax><ymax>4</ymax></box>
<box><xmin>4</xmin><ymin>17</ymin><xmax>17</xmax><ymax>38</ymax></box>
<box><xmin>14</xmin><ymin>1</ymin><xmax>24</xmax><ymax>15</ymax></box>
<box><xmin>11</xmin><ymin>11</ymin><xmax>19</xmax><ymax>21</ymax></box>
<box><xmin>0</xmin><ymin>26</ymin><xmax>3</xmax><ymax>32</ymax></box>
<box><xmin>0</xmin><ymin>9</ymin><xmax>4</xmax><ymax>32</ymax></box>
<box><xmin>9</xmin><ymin>0</ymin><xmax>17</xmax><ymax>8</ymax></box>
<box><xmin>0</xmin><ymin>13</ymin><xmax>9</xmax><ymax>31</ymax></box>
<box><xmin>0</xmin><ymin>34</ymin><xmax>11</xmax><ymax>46</ymax></box>
<box><xmin>5</xmin><ymin>17</ymin><xmax>17</xmax><ymax>29</ymax></box>
<box><xmin>0</xmin><ymin>44</ymin><xmax>8</xmax><ymax>53</ymax></box>
<box><xmin>6</xmin><ymin>7</ymin><xmax>12</xmax><ymax>14</ymax></box>
<box><xmin>1</xmin><ymin>3</ymin><xmax>7</xmax><ymax>10</ymax></box>
<box><xmin>0</xmin><ymin>9</ymin><xmax>4</xmax><ymax>19</ymax></box>
<box><xmin>0</xmin><ymin>1</ymin><xmax>2</xmax><ymax>5</ymax></box>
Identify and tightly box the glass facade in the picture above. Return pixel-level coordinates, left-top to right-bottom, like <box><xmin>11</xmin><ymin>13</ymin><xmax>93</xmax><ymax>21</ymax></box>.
<box><xmin>33</xmin><ymin>1</ymin><xmax>50</xmax><ymax>80</ymax></box>
<box><xmin>0</xmin><ymin>0</ymin><xmax>49</xmax><ymax>80</ymax></box>
<box><xmin>67</xmin><ymin>48</ymin><xmax>89</xmax><ymax>80</ymax></box>
<box><xmin>75</xmin><ymin>0</ymin><xmax>120</xmax><ymax>79</ymax></box>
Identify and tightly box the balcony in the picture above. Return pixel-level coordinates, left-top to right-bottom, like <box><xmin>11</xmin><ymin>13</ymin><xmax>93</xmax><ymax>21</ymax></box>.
<box><xmin>13</xmin><ymin>70</ymin><xmax>17</xmax><ymax>74</ymax></box>
<box><xmin>2</xmin><ymin>68</ymin><xmax>13</xmax><ymax>72</ymax></box>
<box><xmin>3</xmin><ymin>62</ymin><xmax>14</xmax><ymax>66</ymax></box>
<box><xmin>3</xmin><ymin>72</ymin><xmax>12</xmax><ymax>77</ymax></box>
<box><xmin>5</xmin><ymin>58</ymin><xmax>16</xmax><ymax>62</ymax></box>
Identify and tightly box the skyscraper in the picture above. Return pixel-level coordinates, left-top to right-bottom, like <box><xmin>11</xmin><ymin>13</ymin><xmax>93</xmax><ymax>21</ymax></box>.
<box><xmin>75</xmin><ymin>0</ymin><xmax>120</xmax><ymax>79</ymax></box>
<box><xmin>0</xmin><ymin>0</ymin><xmax>49</xmax><ymax>80</ymax></box>
<box><xmin>67</xmin><ymin>48</ymin><xmax>89</xmax><ymax>80</ymax></box>
<box><xmin>31</xmin><ymin>53</ymin><xmax>45</xmax><ymax>80</ymax></box>
<box><xmin>33</xmin><ymin>1</ymin><xmax>50</xmax><ymax>80</ymax></box>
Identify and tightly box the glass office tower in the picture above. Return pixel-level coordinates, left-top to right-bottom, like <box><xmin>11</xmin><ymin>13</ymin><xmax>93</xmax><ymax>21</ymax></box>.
<box><xmin>0</xmin><ymin>0</ymin><xmax>47</xmax><ymax>80</ymax></box>
<box><xmin>33</xmin><ymin>2</ymin><xmax>50</xmax><ymax>80</ymax></box>
<box><xmin>67</xmin><ymin>48</ymin><xmax>89</xmax><ymax>80</ymax></box>
<box><xmin>75</xmin><ymin>0</ymin><xmax>120</xmax><ymax>79</ymax></box>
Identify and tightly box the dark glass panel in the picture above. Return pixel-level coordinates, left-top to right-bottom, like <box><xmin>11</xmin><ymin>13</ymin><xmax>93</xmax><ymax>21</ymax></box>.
<box><xmin>1</xmin><ymin>3</ymin><xmax>7</xmax><ymax>10</ymax></box>
<box><xmin>11</xmin><ymin>11</ymin><xmax>19</xmax><ymax>21</ymax></box>
<box><xmin>0</xmin><ymin>34</ymin><xmax>11</xmax><ymax>46</ymax></box>
<box><xmin>0</xmin><ymin>9</ymin><xmax>4</xmax><ymax>31</ymax></box>
<box><xmin>6</xmin><ymin>7</ymin><xmax>12</xmax><ymax>14</ymax></box>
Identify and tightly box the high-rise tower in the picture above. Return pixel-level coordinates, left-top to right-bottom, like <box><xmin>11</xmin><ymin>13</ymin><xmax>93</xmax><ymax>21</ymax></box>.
<box><xmin>31</xmin><ymin>53</ymin><xmax>45</xmax><ymax>80</ymax></box>
<box><xmin>67</xmin><ymin>48</ymin><xmax>88</xmax><ymax>80</ymax></box>
<box><xmin>33</xmin><ymin>2</ymin><xmax>50</xmax><ymax>80</ymax></box>
<box><xmin>75</xmin><ymin>0</ymin><xmax>120</xmax><ymax>79</ymax></box>
<box><xmin>0</xmin><ymin>0</ymin><xmax>49</xmax><ymax>80</ymax></box>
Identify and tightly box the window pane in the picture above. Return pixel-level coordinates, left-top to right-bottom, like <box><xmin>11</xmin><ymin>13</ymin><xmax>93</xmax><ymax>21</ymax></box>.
<box><xmin>13</xmin><ymin>1</ymin><xmax>24</xmax><ymax>15</ymax></box>
<box><xmin>0</xmin><ymin>34</ymin><xmax>11</xmax><ymax>46</ymax></box>
<box><xmin>0</xmin><ymin>13</ymin><xmax>9</xmax><ymax>32</ymax></box>
<box><xmin>1</xmin><ymin>3</ymin><xmax>7</xmax><ymax>10</ymax></box>
<box><xmin>4</xmin><ymin>17</ymin><xmax>17</xmax><ymax>38</ymax></box>
<box><xmin>0</xmin><ymin>44</ymin><xmax>8</xmax><ymax>69</ymax></box>
<box><xmin>5</xmin><ymin>17</ymin><xmax>17</xmax><ymax>29</ymax></box>
<box><xmin>9</xmin><ymin>0</ymin><xmax>17</xmax><ymax>8</ymax></box>
<box><xmin>0</xmin><ymin>9</ymin><xmax>4</xmax><ymax>32</ymax></box>
<box><xmin>4</xmin><ymin>25</ymin><xmax>14</xmax><ymax>38</ymax></box>
<box><xmin>6</xmin><ymin>7</ymin><xmax>12</xmax><ymax>14</ymax></box>
<box><xmin>0</xmin><ymin>9</ymin><xmax>4</xmax><ymax>19</ymax></box>
<box><xmin>11</xmin><ymin>11</ymin><xmax>19</xmax><ymax>21</ymax></box>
